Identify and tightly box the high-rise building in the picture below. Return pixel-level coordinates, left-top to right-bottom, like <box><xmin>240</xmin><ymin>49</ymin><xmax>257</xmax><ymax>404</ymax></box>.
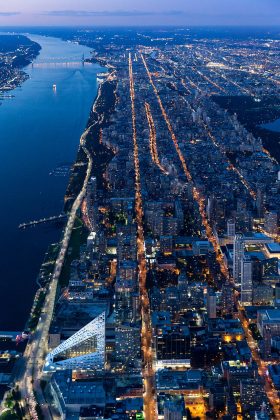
<box><xmin>233</xmin><ymin>234</ymin><xmax>244</xmax><ymax>283</ymax></box>
<box><xmin>177</xmin><ymin>273</ymin><xmax>190</xmax><ymax>312</ymax></box>
<box><xmin>253</xmin><ymin>284</ymin><xmax>273</xmax><ymax>305</ymax></box>
<box><xmin>117</xmin><ymin>231</ymin><xmax>137</xmax><ymax>261</ymax></box>
<box><xmin>164</xmin><ymin>217</ymin><xmax>178</xmax><ymax>236</ymax></box>
<box><xmin>115</xmin><ymin>324</ymin><xmax>140</xmax><ymax>367</ymax></box>
<box><xmin>264</xmin><ymin>211</ymin><xmax>278</xmax><ymax>236</ymax></box>
<box><xmin>164</xmin><ymin>401</ymin><xmax>185</xmax><ymax>420</ymax></box>
<box><xmin>115</xmin><ymin>289</ymin><xmax>134</xmax><ymax>325</ymax></box>
<box><xmin>174</xmin><ymin>199</ymin><xmax>184</xmax><ymax>231</ymax></box>
<box><xmin>234</xmin><ymin>234</ymin><xmax>274</xmax><ymax>284</ymax></box>
<box><xmin>241</xmin><ymin>255</ymin><xmax>252</xmax><ymax>305</ymax></box>
<box><xmin>257</xmin><ymin>309</ymin><xmax>280</xmax><ymax>358</ymax></box>
<box><xmin>97</xmin><ymin>230</ymin><xmax>107</xmax><ymax>255</ymax></box>
<box><xmin>45</xmin><ymin>312</ymin><xmax>106</xmax><ymax>371</ymax></box>
<box><xmin>227</xmin><ymin>219</ymin><xmax>236</xmax><ymax>238</ymax></box>
<box><xmin>207</xmin><ymin>288</ymin><xmax>217</xmax><ymax>319</ymax></box>
<box><xmin>160</xmin><ymin>235</ymin><xmax>173</xmax><ymax>254</ymax></box>
<box><xmin>262</xmin><ymin>325</ymin><xmax>272</xmax><ymax>360</ymax></box>
<box><xmin>240</xmin><ymin>378</ymin><xmax>268</xmax><ymax>415</ymax></box>
<box><xmin>193</xmin><ymin>240</ymin><xmax>210</xmax><ymax>256</ymax></box>
<box><xmin>118</xmin><ymin>260</ymin><xmax>137</xmax><ymax>281</ymax></box>
<box><xmin>165</xmin><ymin>286</ymin><xmax>179</xmax><ymax>315</ymax></box>
<box><xmin>275</xmin><ymin>283</ymin><xmax>280</xmax><ymax>307</ymax></box>
<box><xmin>146</xmin><ymin>202</ymin><xmax>164</xmax><ymax>236</ymax></box>
<box><xmin>221</xmin><ymin>282</ymin><xmax>234</xmax><ymax>315</ymax></box>
<box><xmin>256</xmin><ymin>188</ymin><xmax>264</xmax><ymax>218</ymax></box>
<box><xmin>86</xmin><ymin>176</ymin><xmax>97</xmax><ymax>229</ymax></box>
<box><xmin>207</xmin><ymin>195</ymin><xmax>217</xmax><ymax>227</ymax></box>
<box><xmin>155</xmin><ymin>326</ymin><xmax>190</xmax><ymax>361</ymax></box>
<box><xmin>115</xmin><ymin>260</ymin><xmax>139</xmax><ymax>326</ymax></box>
<box><xmin>262</xmin><ymin>257</ymin><xmax>279</xmax><ymax>278</ymax></box>
<box><xmin>257</xmin><ymin>309</ymin><xmax>280</xmax><ymax>337</ymax></box>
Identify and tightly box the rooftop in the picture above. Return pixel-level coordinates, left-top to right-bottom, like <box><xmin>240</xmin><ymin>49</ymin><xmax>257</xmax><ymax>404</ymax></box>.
<box><xmin>266</xmin><ymin>243</ymin><xmax>280</xmax><ymax>253</ymax></box>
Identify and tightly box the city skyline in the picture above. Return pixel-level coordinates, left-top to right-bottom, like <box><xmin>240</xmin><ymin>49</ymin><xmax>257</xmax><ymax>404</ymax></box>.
<box><xmin>0</xmin><ymin>0</ymin><xmax>280</xmax><ymax>26</ymax></box>
<box><xmin>1</xmin><ymin>3</ymin><xmax>280</xmax><ymax>418</ymax></box>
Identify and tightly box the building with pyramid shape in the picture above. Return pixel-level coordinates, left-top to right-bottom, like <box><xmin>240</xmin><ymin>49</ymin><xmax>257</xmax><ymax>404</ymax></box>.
<box><xmin>45</xmin><ymin>312</ymin><xmax>105</xmax><ymax>371</ymax></box>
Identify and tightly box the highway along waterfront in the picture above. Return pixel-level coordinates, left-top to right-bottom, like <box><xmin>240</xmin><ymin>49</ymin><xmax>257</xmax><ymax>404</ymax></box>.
<box><xmin>0</xmin><ymin>34</ymin><xmax>103</xmax><ymax>330</ymax></box>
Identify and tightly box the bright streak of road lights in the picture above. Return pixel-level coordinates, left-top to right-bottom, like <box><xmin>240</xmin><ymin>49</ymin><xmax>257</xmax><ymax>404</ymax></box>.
<box><xmin>211</xmin><ymin>67</ymin><xmax>252</xmax><ymax>96</ymax></box>
<box><xmin>238</xmin><ymin>304</ymin><xmax>280</xmax><ymax>417</ymax></box>
<box><xmin>141</xmin><ymin>53</ymin><xmax>229</xmax><ymax>279</ymax></box>
<box><xmin>181</xmin><ymin>76</ymin><xmax>257</xmax><ymax>201</ymax></box>
<box><xmin>15</xmin><ymin>106</ymin><xmax>95</xmax><ymax>415</ymax></box>
<box><xmin>202</xmin><ymin>121</ymin><xmax>257</xmax><ymax>200</ymax></box>
<box><xmin>128</xmin><ymin>54</ymin><xmax>157</xmax><ymax>420</ymax></box>
<box><xmin>27</xmin><ymin>391</ymin><xmax>39</xmax><ymax>420</ymax></box>
<box><xmin>193</xmin><ymin>66</ymin><xmax>227</xmax><ymax>94</ymax></box>
<box><xmin>183</xmin><ymin>75</ymin><xmax>201</xmax><ymax>93</ymax></box>
<box><xmin>145</xmin><ymin>102</ymin><xmax>169</xmax><ymax>175</ymax></box>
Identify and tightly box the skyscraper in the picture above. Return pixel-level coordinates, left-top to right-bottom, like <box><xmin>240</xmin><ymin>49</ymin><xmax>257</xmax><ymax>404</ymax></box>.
<box><xmin>207</xmin><ymin>288</ymin><xmax>217</xmax><ymax>319</ymax></box>
<box><xmin>233</xmin><ymin>234</ymin><xmax>244</xmax><ymax>283</ymax></box>
<box><xmin>227</xmin><ymin>219</ymin><xmax>236</xmax><ymax>239</ymax></box>
<box><xmin>241</xmin><ymin>256</ymin><xmax>252</xmax><ymax>305</ymax></box>
<box><xmin>87</xmin><ymin>176</ymin><xmax>97</xmax><ymax>229</ymax></box>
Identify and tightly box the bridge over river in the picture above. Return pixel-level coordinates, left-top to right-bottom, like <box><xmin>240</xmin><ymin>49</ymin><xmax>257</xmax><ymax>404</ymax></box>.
<box><xmin>32</xmin><ymin>54</ymin><xmax>88</xmax><ymax>68</ymax></box>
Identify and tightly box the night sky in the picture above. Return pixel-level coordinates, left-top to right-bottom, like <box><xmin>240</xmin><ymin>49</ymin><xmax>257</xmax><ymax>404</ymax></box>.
<box><xmin>0</xmin><ymin>0</ymin><xmax>279</xmax><ymax>26</ymax></box>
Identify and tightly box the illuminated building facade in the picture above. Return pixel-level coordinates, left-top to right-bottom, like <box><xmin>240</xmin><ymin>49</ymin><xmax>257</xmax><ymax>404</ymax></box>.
<box><xmin>45</xmin><ymin>312</ymin><xmax>105</xmax><ymax>371</ymax></box>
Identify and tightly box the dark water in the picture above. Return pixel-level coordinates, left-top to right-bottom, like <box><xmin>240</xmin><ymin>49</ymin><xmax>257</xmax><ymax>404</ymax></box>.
<box><xmin>0</xmin><ymin>35</ymin><xmax>103</xmax><ymax>330</ymax></box>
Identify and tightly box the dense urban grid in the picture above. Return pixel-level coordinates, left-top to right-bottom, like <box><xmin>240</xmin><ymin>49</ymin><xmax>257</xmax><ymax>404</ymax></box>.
<box><xmin>2</xmin><ymin>28</ymin><xmax>280</xmax><ymax>419</ymax></box>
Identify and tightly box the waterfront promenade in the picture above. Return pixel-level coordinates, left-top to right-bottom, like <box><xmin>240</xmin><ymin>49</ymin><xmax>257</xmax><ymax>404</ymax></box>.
<box><xmin>13</xmin><ymin>123</ymin><xmax>95</xmax><ymax>419</ymax></box>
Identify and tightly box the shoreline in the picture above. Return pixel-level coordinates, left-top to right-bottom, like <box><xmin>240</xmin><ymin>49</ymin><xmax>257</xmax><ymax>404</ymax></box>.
<box><xmin>0</xmin><ymin>34</ymin><xmax>110</xmax><ymax>334</ymax></box>
<box><xmin>0</xmin><ymin>34</ymin><xmax>41</xmax><ymax>96</ymax></box>
<box><xmin>0</xmin><ymin>66</ymin><xmax>117</xmax><ymax>409</ymax></box>
<box><xmin>64</xmin><ymin>75</ymin><xmax>117</xmax><ymax>211</ymax></box>
<box><xmin>3</xmin><ymin>64</ymin><xmax>118</xmax><ymax>415</ymax></box>
<box><xmin>22</xmin><ymin>61</ymin><xmax>117</xmax><ymax>334</ymax></box>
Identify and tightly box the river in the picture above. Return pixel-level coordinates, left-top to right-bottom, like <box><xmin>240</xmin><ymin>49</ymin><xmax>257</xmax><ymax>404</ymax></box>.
<box><xmin>0</xmin><ymin>34</ymin><xmax>103</xmax><ymax>330</ymax></box>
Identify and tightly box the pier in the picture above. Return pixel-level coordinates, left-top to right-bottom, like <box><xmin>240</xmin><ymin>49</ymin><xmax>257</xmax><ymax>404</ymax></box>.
<box><xmin>19</xmin><ymin>214</ymin><xmax>67</xmax><ymax>229</ymax></box>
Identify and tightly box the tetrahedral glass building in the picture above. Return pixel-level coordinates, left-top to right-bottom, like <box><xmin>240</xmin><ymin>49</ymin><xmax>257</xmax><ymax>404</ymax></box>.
<box><xmin>44</xmin><ymin>312</ymin><xmax>105</xmax><ymax>371</ymax></box>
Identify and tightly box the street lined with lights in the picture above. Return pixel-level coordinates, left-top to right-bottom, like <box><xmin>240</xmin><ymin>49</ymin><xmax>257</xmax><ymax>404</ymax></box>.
<box><xmin>145</xmin><ymin>101</ymin><xmax>169</xmax><ymax>175</ymax></box>
<box><xmin>129</xmin><ymin>53</ymin><xmax>157</xmax><ymax>420</ymax></box>
<box><xmin>141</xmin><ymin>53</ymin><xmax>229</xmax><ymax>279</ymax></box>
